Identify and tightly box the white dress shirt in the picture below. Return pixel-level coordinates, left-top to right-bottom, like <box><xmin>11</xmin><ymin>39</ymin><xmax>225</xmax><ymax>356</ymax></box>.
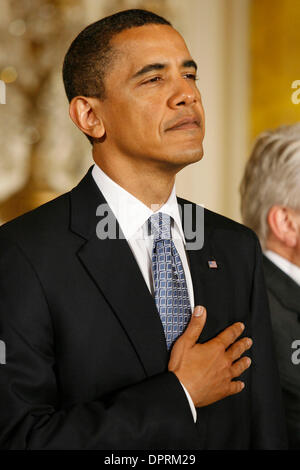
<box><xmin>92</xmin><ymin>163</ymin><xmax>197</xmax><ymax>422</ymax></box>
<box><xmin>264</xmin><ymin>250</ymin><xmax>300</xmax><ymax>287</ymax></box>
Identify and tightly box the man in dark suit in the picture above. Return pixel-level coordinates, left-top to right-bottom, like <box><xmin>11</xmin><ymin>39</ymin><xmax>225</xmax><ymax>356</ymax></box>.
<box><xmin>0</xmin><ymin>9</ymin><xmax>287</xmax><ymax>449</ymax></box>
<box><xmin>240</xmin><ymin>123</ymin><xmax>300</xmax><ymax>449</ymax></box>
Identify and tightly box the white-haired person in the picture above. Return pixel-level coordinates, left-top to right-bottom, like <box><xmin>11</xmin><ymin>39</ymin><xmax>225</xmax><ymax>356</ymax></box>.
<box><xmin>240</xmin><ymin>123</ymin><xmax>300</xmax><ymax>449</ymax></box>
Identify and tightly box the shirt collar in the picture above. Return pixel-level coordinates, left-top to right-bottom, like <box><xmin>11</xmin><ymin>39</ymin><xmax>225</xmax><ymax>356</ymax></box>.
<box><xmin>264</xmin><ymin>250</ymin><xmax>300</xmax><ymax>287</ymax></box>
<box><xmin>92</xmin><ymin>163</ymin><xmax>186</xmax><ymax>243</ymax></box>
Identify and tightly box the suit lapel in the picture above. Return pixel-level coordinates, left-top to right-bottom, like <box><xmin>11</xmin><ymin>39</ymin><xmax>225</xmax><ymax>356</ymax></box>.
<box><xmin>70</xmin><ymin>168</ymin><xmax>168</xmax><ymax>377</ymax></box>
<box><xmin>179</xmin><ymin>200</ymin><xmax>211</xmax><ymax>309</ymax></box>
<box><xmin>178</xmin><ymin>199</ymin><xmax>230</xmax><ymax>342</ymax></box>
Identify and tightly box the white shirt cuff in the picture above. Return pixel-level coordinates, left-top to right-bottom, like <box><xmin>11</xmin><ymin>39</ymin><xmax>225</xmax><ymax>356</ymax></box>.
<box><xmin>180</xmin><ymin>382</ymin><xmax>197</xmax><ymax>423</ymax></box>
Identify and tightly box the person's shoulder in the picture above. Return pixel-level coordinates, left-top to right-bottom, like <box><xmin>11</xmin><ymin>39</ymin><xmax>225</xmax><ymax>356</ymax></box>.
<box><xmin>204</xmin><ymin>207</ymin><xmax>256</xmax><ymax>239</ymax></box>
<box><xmin>0</xmin><ymin>191</ymin><xmax>70</xmax><ymax>246</ymax></box>
<box><xmin>177</xmin><ymin>196</ymin><xmax>258</xmax><ymax>244</ymax></box>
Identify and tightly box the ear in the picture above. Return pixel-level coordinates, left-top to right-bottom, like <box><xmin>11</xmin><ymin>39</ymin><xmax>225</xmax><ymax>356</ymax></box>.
<box><xmin>69</xmin><ymin>96</ymin><xmax>105</xmax><ymax>140</ymax></box>
<box><xmin>267</xmin><ymin>205</ymin><xmax>298</xmax><ymax>248</ymax></box>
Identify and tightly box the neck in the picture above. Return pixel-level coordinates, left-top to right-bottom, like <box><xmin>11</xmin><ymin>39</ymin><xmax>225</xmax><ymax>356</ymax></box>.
<box><xmin>93</xmin><ymin>150</ymin><xmax>177</xmax><ymax>210</ymax></box>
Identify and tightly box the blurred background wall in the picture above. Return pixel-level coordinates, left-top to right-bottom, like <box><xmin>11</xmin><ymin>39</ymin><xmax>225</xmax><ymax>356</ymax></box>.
<box><xmin>1</xmin><ymin>0</ymin><xmax>300</xmax><ymax>225</ymax></box>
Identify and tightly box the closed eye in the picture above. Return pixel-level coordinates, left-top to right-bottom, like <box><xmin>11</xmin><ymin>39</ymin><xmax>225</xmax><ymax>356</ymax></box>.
<box><xmin>141</xmin><ymin>74</ymin><xmax>198</xmax><ymax>85</ymax></box>
<box><xmin>143</xmin><ymin>76</ymin><xmax>163</xmax><ymax>84</ymax></box>
<box><xmin>184</xmin><ymin>73</ymin><xmax>198</xmax><ymax>81</ymax></box>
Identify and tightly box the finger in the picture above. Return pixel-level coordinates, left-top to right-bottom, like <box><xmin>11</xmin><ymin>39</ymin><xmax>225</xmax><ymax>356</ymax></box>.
<box><xmin>227</xmin><ymin>337</ymin><xmax>253</xmax><ymax>362</ymax></box>
<box><xmin>230</xmin><ymin>356</ymin><xmax>251</xmax><ymax>379</ymax></box>
<box><xmin>216</xmin><ymin>322</ymin><xmax>245</xmax><ymax>350</ymax></box>
<box><xmin>227</xmin><ymin>380</ymin><xmax>245</xmax><ymax>396</ymax></box>
<box><xmin>179</xmin><ymin>305</ymin><xmax>207</xmax><ymax>346</ymax></box>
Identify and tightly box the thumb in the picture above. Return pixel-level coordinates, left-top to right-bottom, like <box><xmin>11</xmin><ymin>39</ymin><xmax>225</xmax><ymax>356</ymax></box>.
<box><xmin>182</xmin><ymin>305</ymin><xmax>207</xmax><ymax>345</ymax></box>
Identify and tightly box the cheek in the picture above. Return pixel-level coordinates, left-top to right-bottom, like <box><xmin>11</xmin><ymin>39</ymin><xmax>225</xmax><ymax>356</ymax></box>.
<box><xmin>125</xmin><ymin>101</ymin><xmax>164</xmax><ymax>142</ymax></box>
<box><xmin>139</xmin><ymin>102</ymin><xmax>163</xmax><ymax>134</ymax></box>
<box><xmin>104</xmin><ymin>91</ymin><xmax>165</xmax><ymax>142</ymax></box>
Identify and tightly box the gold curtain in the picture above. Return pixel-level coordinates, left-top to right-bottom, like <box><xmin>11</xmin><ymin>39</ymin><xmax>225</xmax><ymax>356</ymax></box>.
<box><xmin>250</xmin><ymin>0</ymin><xmax>300</xmax><ymax>140</ymax></box>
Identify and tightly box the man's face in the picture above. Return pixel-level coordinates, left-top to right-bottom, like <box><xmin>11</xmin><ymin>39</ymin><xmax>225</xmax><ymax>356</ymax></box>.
<box><xmin>95</xmin><ymin>24</ymin><xmax>205</xmax><ymax>171</ymax></box>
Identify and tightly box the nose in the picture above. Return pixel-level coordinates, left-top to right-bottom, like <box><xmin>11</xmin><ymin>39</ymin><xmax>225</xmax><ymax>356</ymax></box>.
<box><xmin>167</xmin><ymin>78</ymin><xmax>197</xmax><ymax>109</ymax></box>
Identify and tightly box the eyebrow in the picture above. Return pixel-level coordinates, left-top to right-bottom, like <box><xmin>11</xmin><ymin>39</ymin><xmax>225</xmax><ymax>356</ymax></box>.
<box><xmin>131</xmin><ymin>59</ymin><xmax>198</xmax><ymax>79</ymax></box>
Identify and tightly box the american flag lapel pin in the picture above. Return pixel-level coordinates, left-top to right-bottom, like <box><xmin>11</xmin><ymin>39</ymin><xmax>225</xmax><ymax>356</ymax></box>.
<box><xmin>208</xmin><ymin>260</ymin><xmax>218</xmax><ymax>269</ymax></box>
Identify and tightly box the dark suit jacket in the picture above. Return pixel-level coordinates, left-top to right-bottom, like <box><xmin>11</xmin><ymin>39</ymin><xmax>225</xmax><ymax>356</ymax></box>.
<box><xmin>0</xmin><ymin>168</ymin><xmax>287</xmax><ymax>449</ymax></box>
<box><xmin>263</xmin><ymin>255</ymin><xmax>300</xmax><ymax>449</ymax></box>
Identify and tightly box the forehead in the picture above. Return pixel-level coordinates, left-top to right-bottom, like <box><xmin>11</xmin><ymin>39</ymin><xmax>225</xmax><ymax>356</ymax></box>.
<box><xmin>110</xmin><ymin>24</ymin><xmax>192</xmax><ymax>73</ymax></box>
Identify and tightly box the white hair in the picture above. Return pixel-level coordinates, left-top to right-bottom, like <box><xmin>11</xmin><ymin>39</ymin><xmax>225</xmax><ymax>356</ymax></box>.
<box><xmin>240</xmin><ymin>123</ymin><xmax>300</xmax><ymax>249</ymax></box>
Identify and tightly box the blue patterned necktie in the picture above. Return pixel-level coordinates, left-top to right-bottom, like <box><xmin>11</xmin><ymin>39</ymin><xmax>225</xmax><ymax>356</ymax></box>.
<box><xmin>149</xmin><ymin>212</ymin><xmax>192</xmax><ymax>350</ymax></box>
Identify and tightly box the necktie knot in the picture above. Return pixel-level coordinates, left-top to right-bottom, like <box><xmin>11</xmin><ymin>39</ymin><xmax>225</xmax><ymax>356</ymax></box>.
<box><xmin>148</xmin><ymin>212</ymin><xmax>171</xmax><ymax>241</ymax></box>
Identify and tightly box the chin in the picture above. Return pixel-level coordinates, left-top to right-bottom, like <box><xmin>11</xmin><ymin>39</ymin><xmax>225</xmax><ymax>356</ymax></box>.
<box><xmin>173</xmin><ymin>146</ymin><xmax>204</xmax><ymax>165</ymax></box>
<box><xmin>158</xmin><ymin>148</ymin><xmax>203</xmax><ymax>174</ymax></box>
<box><xmin>152</xmin><ymin>145</ymin><xmax>204</xmax><ymax>172</ymax></box>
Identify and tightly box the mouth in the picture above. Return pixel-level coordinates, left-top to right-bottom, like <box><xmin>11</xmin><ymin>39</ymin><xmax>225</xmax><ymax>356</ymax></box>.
<box><xmin>165</xmin><ymin>116</ymin><xmax>201</xmax><ymax>131</ymax></box>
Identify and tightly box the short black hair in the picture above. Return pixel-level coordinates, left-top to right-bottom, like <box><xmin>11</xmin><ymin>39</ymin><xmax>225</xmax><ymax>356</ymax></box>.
<box><xmin>62</xmin><ymin>9</ymin><xmax>172</xmax><ymax>145</ymax></box>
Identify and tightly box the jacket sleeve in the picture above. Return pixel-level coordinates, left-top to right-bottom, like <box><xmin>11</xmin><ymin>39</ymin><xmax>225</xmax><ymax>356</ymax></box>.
<box><xmin>0</xmin><ymin>237</ymin><xmax>199</xmax><ymax>450</ymax></box>
<box><xmin>250</xmin><ymin>234</ymin><xmax>288</xmax><ymax>449</ymax></box>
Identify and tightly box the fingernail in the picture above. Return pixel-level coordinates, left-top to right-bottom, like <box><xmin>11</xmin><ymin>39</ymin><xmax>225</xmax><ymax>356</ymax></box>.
<box><xmin>194</xmin><ymin>306</ymin><xmax>204</xmax><ymax>317</ymax></box>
